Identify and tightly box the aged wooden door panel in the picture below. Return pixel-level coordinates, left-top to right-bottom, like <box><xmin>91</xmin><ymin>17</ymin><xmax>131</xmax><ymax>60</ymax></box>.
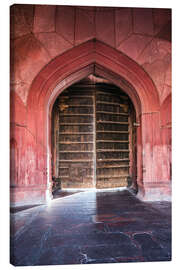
<box><xmin>58</xmin><ymin>84</ymin><xmax>95</xmax><ymax>188</ymax></box>
<box><xmin>56</xmin><ymin>81</ymin><xmax>132</xmax><ymax>189</ymax></box>
<box><xmin>95</xmin><ymin>85</ymin><xmax>130</xmax><ymax>188</ymax></box>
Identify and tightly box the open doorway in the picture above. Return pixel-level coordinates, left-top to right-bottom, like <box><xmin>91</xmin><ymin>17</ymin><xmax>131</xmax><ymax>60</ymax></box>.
<box><xmin>51</xmin><ymin>75</ymin><xmax>137</xmax><ymax>195</ymax></box>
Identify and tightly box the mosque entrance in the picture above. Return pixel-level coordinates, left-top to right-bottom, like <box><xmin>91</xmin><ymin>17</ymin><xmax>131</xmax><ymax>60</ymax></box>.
<box><xmin>51</xmin><ymin>76</ymin><xmax>137</xmax><ymax>191</ymax></box>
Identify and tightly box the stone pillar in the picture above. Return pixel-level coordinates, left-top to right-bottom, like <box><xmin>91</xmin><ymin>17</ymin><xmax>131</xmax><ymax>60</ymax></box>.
<box><xmin>137</xmin><ymin>112</ymin><xmax>171</xmax><ymax>201</ymax></box>
<box><xmin>10</xmin><ymin>126</ymin><xmax>49</xmax><ymax>207</ymax></box>
<box><xmin>10</xmin><ymin>91</ymin><xmax>51</xmax><ymax>207</ymax></box>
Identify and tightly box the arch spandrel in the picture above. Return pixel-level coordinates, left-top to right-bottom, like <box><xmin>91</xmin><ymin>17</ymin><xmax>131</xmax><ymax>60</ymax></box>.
<box><xmin>27</xmin><ymin>39</ymin><xmax>160</xmax><ymax>117</ymax></box>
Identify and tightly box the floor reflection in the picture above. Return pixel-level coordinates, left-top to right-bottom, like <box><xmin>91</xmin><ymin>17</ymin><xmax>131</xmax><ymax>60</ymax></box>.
<box><xmin>10</xmin><ymin>189</ymin><xmax>171</xmax><ymax>266</ymax></box>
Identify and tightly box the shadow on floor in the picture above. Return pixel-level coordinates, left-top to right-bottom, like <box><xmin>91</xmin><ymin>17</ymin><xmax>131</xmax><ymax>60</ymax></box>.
<box><xmin>52</xmin><ymin>189</ymin><xmax>83</xmax><ymax>199</ymax></box>
<box><xmin>10</xmin><ymin>204</ymin><xmax>43</xmax><ymax>214</ymax></box>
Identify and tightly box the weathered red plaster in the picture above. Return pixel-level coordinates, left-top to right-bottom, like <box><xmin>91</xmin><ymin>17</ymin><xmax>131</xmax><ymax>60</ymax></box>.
<box><xmin>11</xmin><ymin>33</ymin><xmax>50</xmax><ymax>103</ymax></box>
<box><xmin>33</xmin><ymin>5</ymin><xmax>56</xmax><ymax>33</ymax></box>
<box><xmin>137</xmin><ymin>39</ymin><xmax>171</xmax><ymax>65</ymax></box>
<box><xmin>55</xmin><ymin>6</ymin><xmax>75</xmax><ymax>45</ymax></box>
<box><xmin>10</xmin><ymin>4</ymin><xmax>34</xmax><ymax>39</ymax></box>
<box><xmin>164</xmin><ymin>63</ymin><xmax>171</xmax><ymax>87</ymax></box>
<box><xmin>160</xmin><ymin>84</ymin><xmax>171</xmax><ymax>105</ymax></box>
<box><xmin>118</xmin><ymin>34</ymin><xmax>152</xmax><ymax>61</ymax></box>
<box><xmin>34</xmin><ymin>32</ymin><xmax>73</xmax><ymax>59</ymax></box>
<box><xmin>153</xmin><ymin>8</ymin><xmax>171</xmax><ymax>35</ymax></box>
<box><xmin>115</xmin><ymin>8</ymin><xmax>132</xmax><ymax>47</ymax></box>
<box><xmin>133</xmin><ymin>8</ymin><xmax>154</xmax><ymax>35</ymax></box>
<box><xmin>10</xmin><ymin>91</ymin><xmax>27</xmax><ymax>126</ymax></box>
<box><xmin>160</xmin><ymin>94</ymin><xmax>171</xmax><ymax>128</ymax></box>
<box><xmin>75</xmin><ymin>7</ymin><xmax>95</xmax><ymax>45</ymax></box>
<box><xmin>95</xmin><ymin>9</ymin><xmax>115</xmax><ymax>47</ymax></box>
<box><xmin>137</xmin><ymin>39</ymin><xmax>171</xmax><ymax>99</ymax></box>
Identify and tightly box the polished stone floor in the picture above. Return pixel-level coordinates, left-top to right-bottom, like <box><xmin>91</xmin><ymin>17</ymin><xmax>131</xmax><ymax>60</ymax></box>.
<box><xmin>10</xmin><ymin>189</ymin><xmax>171</xmax><ymax>266</ymax></box>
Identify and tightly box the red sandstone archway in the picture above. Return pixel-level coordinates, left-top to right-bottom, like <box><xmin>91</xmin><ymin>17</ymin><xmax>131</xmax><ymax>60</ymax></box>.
<box><xmin>25</xmin><ymin>39</ymin><xmax>164</xmax><ymax>204</ymax></box>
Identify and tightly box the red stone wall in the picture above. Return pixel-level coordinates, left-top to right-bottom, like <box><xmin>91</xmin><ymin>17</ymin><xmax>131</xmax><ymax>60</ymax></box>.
<box><xmin>10</xmin><ymin>4</ymin><xmax>171</xmax><ymax>205</ymax></box>
<box><xmin>10</xmin><ymin>5</ymin><xmax>171</xmax><ymax>105</ymax></box>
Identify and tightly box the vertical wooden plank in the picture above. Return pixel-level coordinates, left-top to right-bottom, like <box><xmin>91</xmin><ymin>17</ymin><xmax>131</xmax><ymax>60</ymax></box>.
<box><xmin>95</xmin><ymin>84</ymin><xmax>130</xmax><ymax>188</ymax></box>
<box><xmin>93</xmin><ymin>86</ymin><xmax>96</xmax><ymax>188</ymax></box>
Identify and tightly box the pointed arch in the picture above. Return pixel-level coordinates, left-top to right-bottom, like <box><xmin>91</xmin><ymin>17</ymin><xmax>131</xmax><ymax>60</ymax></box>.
<box><xmin>25</xmin><ymin>39</ymin><xmax>161</xmax><ymax>202</ymax></box>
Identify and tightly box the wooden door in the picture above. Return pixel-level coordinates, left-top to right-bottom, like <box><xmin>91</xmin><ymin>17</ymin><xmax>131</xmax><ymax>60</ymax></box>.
<box><xmin>56</xmin><ymin>81</ymin><xmax>131</xmax><ymax>189</ymax></box>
